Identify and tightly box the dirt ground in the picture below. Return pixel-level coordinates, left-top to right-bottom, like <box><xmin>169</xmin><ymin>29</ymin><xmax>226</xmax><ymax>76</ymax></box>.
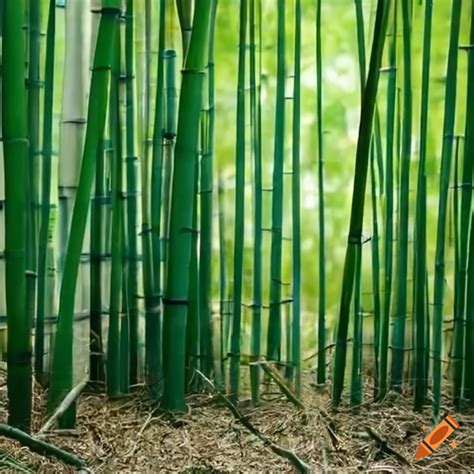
<box><xmin>1</xmin><ymin>368</ymin><xmax>473</xmax><ymax>473</ymax></box>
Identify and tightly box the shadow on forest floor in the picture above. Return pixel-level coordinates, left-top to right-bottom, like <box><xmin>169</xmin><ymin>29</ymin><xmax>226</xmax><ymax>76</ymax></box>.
<box><xmin>1</xmin><ymin>368</ymin><xmax>473</xmax><ymax>473</ymax></box>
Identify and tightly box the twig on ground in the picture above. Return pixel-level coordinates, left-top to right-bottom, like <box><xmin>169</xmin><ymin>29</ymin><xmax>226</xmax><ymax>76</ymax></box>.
<box><xmin>124</xmin><ymin>410</ymin><xmax>162</xmax><ymax>459</ymax></box>
<box><xmin>196</xmin><ymin>370</ymin><xmax>312</xmax><ymax>474</ymax></box>
<box><xmin>364</xmin><ymin>426</ymin><xmax>411</xmax><ymax>467</ymax></box>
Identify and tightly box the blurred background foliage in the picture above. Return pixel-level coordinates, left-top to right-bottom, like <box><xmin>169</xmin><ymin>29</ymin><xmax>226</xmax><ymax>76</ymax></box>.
<box><xmin>208</xmin><ymin>0</ymin><xmax>470</xmax><ymax>361</ymax></box>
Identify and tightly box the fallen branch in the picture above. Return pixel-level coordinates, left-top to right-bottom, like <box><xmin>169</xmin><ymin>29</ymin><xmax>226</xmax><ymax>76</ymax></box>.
<box><xmin>124</xmin><ymin>410</ymin><xmax>162</xmax><ymax>459</ymax></box>
<box><xmin>258</xmin><ymin>360</ymin><xmax>305</xmax><ymax>410</ymax></box>
<box><xmin>196</xmin><ymin>370</ymin><xmax>312</xmax><ymax>474</ymax></box>
<box><xmin>0</xmin><ymin>423</ymin><xmax>88</xmax><ymax>470</ymax></box>
<box><xmin>364</xmin><ymin>426</ymin><xmax>411</xmax><ymax>467</ymax></box>
<box><xmin>38</xmin><ymin>378</ymin><xmax>88</xmax><ymax>436</ymax></box>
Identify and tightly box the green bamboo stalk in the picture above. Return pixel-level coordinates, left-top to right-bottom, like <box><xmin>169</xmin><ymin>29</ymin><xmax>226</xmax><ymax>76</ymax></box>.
<box><xmin>161</xmin><ymin>0</ymin><xmax>214</xmax><ymax>411</ymax></box>
<box><xmin>291</xmin><ymin>0</ymin><xmax>302</xmax><ymax>398</ymax></box>
<box><xmin>58</xmin><ymin>0</ymin><xmax>92</xmax><ymax>387</ymax></box>
<box><xmin>230</xmin><ymin>0</ymin><xmax>247</xmax><ymax>402</ymax></box>
<box><xmin>176</xmin><ymin>0</ymin><xmax>192</xmax><ymax>58</ymax></box>
<box><xmin>354</xmin><ymin>0</ymin><xmax>366</xmax><ymax>91</ymax></box>
<box><xmin>451</xmin><ymin>138</ymin><xmax>461</xmax><ymax>382</ymax></box>
<box><xmin>379</xmin><ymin>0</ymin><xmax>397</xmax><ymax>400</ymax></box>
<box><xmin>267</xmin><ymin>0</ymin><xmax>285</xmax><ymax>363</ymax></box>
<box><xmin>90</xmin><ymin>0</ymin><xmax>106</xmax><ymax>383</ymax></box>
<box><xmin>453</xmin><ymin>0</ymin><xmax>474</xmax><ymax>408</ymax></box>
<box><xmin>144</xmin><ymin>0</ymin><xmax>151</xmax><ymax>139</ymax></box>
<box><xmin>198</xmin><ymin>0</ymin><xmax>217</xmax><ymax>379</ymax></box>
<box><xmin>137</xmin><ymin>1</ymin><xmax>153</xmax><ymax>374</ymax></box>
<box><xmin>147</xmin><ymin>0</ymin><xmax>166</xmax><ymax>392</ymax></box>
<box><xmin>186</xmin><ymin>161</ymin><xmax>200</xmax><ymax>389</ymax></box>
<box><xmin>461</xmin><ymin>2</ymin><xmax>474</xmax><ymax>406</ymax></box>
<box><xmin>162</xmin><ymin>48</ymin><xmax>177</xmax><ymax>271</ymax></box>
<box><xmin>48</xmin><ymin>0</ymin><xmax>121</xmax><ymax>426</ymax></box>
<box><xmin>35</xmin><ymin>0</ymin><xmax>56</xmax><ymax>383</ymax></box>
<box><xmin>89</xmin><ymin>0</ymin><xmax>106</xmax><ymax>385</ymax></box>
<box><xmin>90</xmin><ymin>141</ymin><xmax>106</xmax><ymax>384</ymax></box>
<box><xmin>353</xmin><ymin>0</ymin><xmax>381</xmax><ymax>397</ymax></box>
<box><xmin>412</xmin><ymin>0</ymin><xmax>433</xmax><ymax>411</ymax></box>
<box><xmin>465</xmin><ymin>210</ymin><xmax>474</xmax><ymax>405</ymax></box>
<box><xmin>350</xmin><ymin>242</ymin><xmax>363</xmax><ymax>406</ymax></box>
<box><xmin>332</xmin><ymin>0</ymin><xmax>391</xmax><ymax>407</ymax></box>
<box><xmin>390</xmin><ymin>0</ymin><xmax>413</xmax><ymax>391</ymax></box>
<box><xmin>432</xmin><ymin>0</ymin><xmax>462</xmax><ymax>419</ymax></box>
<box><xmin>217</xmin><ymin>174</ymin><xmax>228</xmax><ymax>391</ymax></box>
<box><xmin>370</xmin><ymin>148</ymin><xmax>382</xmax><ymax>396</ymax></box>
<box><xmin>3</xmin><ymin>0</ymin><xmax>31</xmax><ymax>431</ymax></box>
<box><xmin>26</xmin><ymin>0</ymin><xmax>41</xmax><ymax>347</ymax></box>
<box><xmin>315</xmin><ymin>0</ymin><xmax>326</xmax><ymax>386</ymax></box>
<box><xmin>249</xmin><ymin>0</ymin><xmax>262</xmax><ymax>404</ymax></box>
<box><xmin>107</xmin><ymin>22</ymin><xmax>124</xmax><ymax>397</ymax></box>
<box><xmin>120</xmin><ymin>247</ymin><xmax>130</xmax><ymax>394</ymax></box>
<box><xmin>139</xmin><ymin>2</ymin><xmax>157</xmax><ymax>396</ymax></box>
<box><xmin>123</xmin><ymin>0</ymin><xmax>140</xmax><ymax>392</ymax></box>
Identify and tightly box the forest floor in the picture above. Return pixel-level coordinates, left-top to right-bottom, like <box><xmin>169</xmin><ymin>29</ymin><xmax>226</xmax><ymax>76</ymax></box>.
<box><xmin>1</xmin><ymin>367</ymin><xmax>474</xmax><ymax>473</ymax></box>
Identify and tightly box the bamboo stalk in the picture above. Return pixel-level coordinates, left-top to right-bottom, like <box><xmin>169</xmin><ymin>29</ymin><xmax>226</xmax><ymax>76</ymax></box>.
<box><xmin>315</xmin><ymin>0</ymin><xmax>327</xmax><ymax>386</ymax></box>
<box><xmin>26</xmin><ymin>0</ymin><xmax>41</xmax><ymax>346</ymax></box>
<box><xmin>249</xmin><ymin>0</ymin><xmax>263</xmax><ymax>404</ymax></box>
<box><xmin>107</xmin><ymin>14</ymin><xmax>123</xmax><ymax>398</ymax></box>
<box><xmin>332</xmin><ymin>0</ymin><xmax>391</xmax><ymax>406</ymax></box>
<box><xmin>147</xmin><ymin>0</ymin><xmax>165</xmax><ymax>391</ymax></box>
<box><xmin>229</xmin><ymin>0</ymin><xmax>247</xmax><ymax>402</ymax></box>
<box><xmin>412</xmin><ymin>0</ymin><xmax>433</xmax><ymax>411</ymax></box>
<box><xmin>0</xmin><ymin>424</ymin><xmax>88</xmax><ymax>470</ymax></box>
<box><xmin>390</xmin><ymin>0</ymin><xmax>413</xmax><ymax>392</ymax></box>
<box><xmin>291</xmin><ymin>0</ymin><xmax>302</xmax><ymax>398</ymax></box>
<box><xmin>432</xmin><ymin>0</ymin><xmax>462</xmax><ymax>419</ymax></box>
<box><xmin>350</xmin><ymin>241</ymin><xmax>363</xmax><ymax>406</ymax></box>
<box><xmin>176</xmin><ymin>0</ymin><xmax>193</xmax><ymax>58</ymax></box>
<box><xmin>453</xmin><ymin>0</ymin><xmax>474</xmax><ymax>407</ymax></box>
<box><xmin>198</xmin><ymin>0</ymin><xmax>217</xmax><ymax>379</ymax></box>
<box><xmin>124</xmin><ymin>0</ymin><xmax>141</xmax><ymax>391</ymax></box>
<box><xmin>461</xmin><ymin>2</ymin><xmax>474</xmax><ymax>406</ymax></box>
<box><xmin>38</xmin><ymin>379</ymin><xmax>88</xmax><ymax>435</ymax></box>
<box><xmin>217</xmin><ymin>175</ymin><xmax>228</xmax><ymax>391</ymax></box>
<box><xmin>161</xmin><ymin>0</ymin><xmax>214</xmax><ymax>411</ymax></box>
<box><xmin>35</xmin><ymin>0</ymin><xmax>56</xmax><ymax>383</ymax></box>
<box><xmin>48</xmin><ymin>0</ymin><xmax>121</xmax><ymax>426</ymax></box>
<box><xmin>3</xmin><ymin>0</ymin><xmax>31</xmax><ymax>431</ymax></box>
<box><xmin>267</xmin><ymin>0</ymin><xmax>286</xmax><ymax>364</ymax></box>
<box><xmin>379</xmin><ymin>0</ymin><xmax>397</xmax><ymax>400</ymax></box>
<box><xmin>186</xmin><ymin>161</ymin><xmax>200</xmax><ymax>390</ymax></box>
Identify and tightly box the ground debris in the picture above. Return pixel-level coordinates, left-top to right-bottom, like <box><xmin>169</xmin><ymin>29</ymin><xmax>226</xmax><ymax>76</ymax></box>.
<box><xmin>1</xmin><ymin>371</ymin><xmax>473</xmax><ymax>472</ymax></box>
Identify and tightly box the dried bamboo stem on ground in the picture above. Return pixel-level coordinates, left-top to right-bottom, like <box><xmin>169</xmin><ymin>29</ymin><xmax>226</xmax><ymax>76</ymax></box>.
<box><xmin>0</xmin><ymin>423</ymin><xmax>88</xmax><ymax>470</ymax></box>
<box><xmin>259</xmin><ymin>360</ymin><xmax>305</xmax><ymax>409</ymax></box>
<box><xmin>364</xmin><ymin>426</ymin><xmax>411</xmax><ymax>467</ymax></box>
<box><xmin>38</xmin><ymin>378</ymin><xmax>88</xmax><ymax>435</ymax></box>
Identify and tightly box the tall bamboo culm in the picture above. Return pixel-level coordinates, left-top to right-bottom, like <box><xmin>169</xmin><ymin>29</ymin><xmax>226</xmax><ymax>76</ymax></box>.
<box><xmin>315</xmin><ymin>0</ymin><xmax>326</xmax><ymax>387</ymax></box>
<box><xmin>432</xmin><ymin>0</ymin><xmax>462</xmax><ymax>419</ymax></box>
<box><xmin>291</xmin><ymin>0</ymin><xmax>302</xmax><ymax>398</ymax></box>
<box><xmin>249</xmin><ymin>0</ymin><xmax>263</xmax><ymax>404</ymax></box>
<box><xmin>161</xmin><ymin>0</ymin><xmax>214</xmax><ymax>411</ymax></box>
<box><xmin>48</xmin><ymin>0</ymin><xmax>121</xmax><ymax>426</ymax></box>
<box><xmin>35</xmin><ymin>0</ymin><xmax>56</xmax><ymax>383</ymax></box>
<box><xmin>332</xmin><ymin>0</ymin><xmax>391</xmax><ymax>406</ymax></box>
<box><xmin>267</xmin><ymin>0</ymin><xmax>286</xmax><ymax>364</ymax></box>
<box><xmin>3</xmin><ymin>0</ymin><xmax>31</xmax><ymax>431</ymax></box>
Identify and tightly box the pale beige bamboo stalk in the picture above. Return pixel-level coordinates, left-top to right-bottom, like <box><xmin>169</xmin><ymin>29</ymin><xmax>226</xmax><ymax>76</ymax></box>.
<box><xmin>56</xmin><ymin>0</ymin><xmax>92</xmax><ymax>382</ymax></box>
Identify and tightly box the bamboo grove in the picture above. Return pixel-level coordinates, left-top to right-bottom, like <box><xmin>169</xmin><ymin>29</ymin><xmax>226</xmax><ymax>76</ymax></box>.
<box><xmin>1</xmin><ymin>0</ymin><xmax>474</xmax><ymax>433</ymax></box>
